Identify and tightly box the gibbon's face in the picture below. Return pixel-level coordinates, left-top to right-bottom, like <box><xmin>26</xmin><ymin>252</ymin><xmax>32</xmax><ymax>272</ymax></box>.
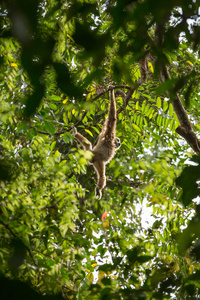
<box><xmin>114</xmin><ymin>137</ymin><xmax>121</xmax><ymax>149</ymax></box>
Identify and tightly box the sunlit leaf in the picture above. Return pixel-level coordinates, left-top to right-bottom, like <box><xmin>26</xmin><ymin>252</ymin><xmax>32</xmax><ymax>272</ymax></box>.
<box><xmin>163</xmin><ymin>100</ymin><xmax>168</xmax><ymax>112</ymax></box>
<box><xmin>84</xmin><ymin>129</ymin><xmax>93</xmax><ymax>136</ymax></box>
<box><xmin>132</xmin><ymin>123</ymin><xmax>141</xmax><ymax>132</ymax></box>
<box><xmin>156</xmin><ymin>97</ymin><xmax>162</xmax><ymax>108</ymax></box>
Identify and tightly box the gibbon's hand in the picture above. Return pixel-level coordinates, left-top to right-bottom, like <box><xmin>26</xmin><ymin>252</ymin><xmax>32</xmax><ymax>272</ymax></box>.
<box><xmin>72</xmin><ymin>126</ymin><xmax>77</xmax><ymax>136</ymax></box>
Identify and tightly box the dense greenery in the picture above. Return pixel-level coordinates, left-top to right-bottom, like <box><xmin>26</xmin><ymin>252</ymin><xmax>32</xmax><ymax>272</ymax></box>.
<box><xmin>1</xmin><ymin>0</ymin><xmax>200</xmax><ymax>299</ymax></box>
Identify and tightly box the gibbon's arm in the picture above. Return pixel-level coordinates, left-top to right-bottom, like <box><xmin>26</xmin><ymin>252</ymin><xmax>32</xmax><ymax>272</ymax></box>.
<box><xmin>93</xmin><ymin>160</ymin><xmax>106</xmax><ymax>199</ymax></box>
<box><xmin>73</xmin><ymin>127</ymin><xmax>92</xmax><ymax>151</ymax></box>
<box><xmin>100</xmin><ymin>89</ymin><xmax>117</xmax><ymax>140</ymax></box>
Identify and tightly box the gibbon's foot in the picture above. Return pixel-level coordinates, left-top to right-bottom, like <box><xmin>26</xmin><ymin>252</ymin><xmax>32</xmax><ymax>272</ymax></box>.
<box><xmin>72</xmin><ymin>126</ymin><xmax>77</xmax><ymax>136</ymax></box>
<box><xmin>95</xmin><ymin>187</ymin><xmax>102</xmax><ymax>199</ymax></box>
<box><xmin>114</xmin><ymin>137</ymin><xmax>121</xmax><ymax>149</ymax></box>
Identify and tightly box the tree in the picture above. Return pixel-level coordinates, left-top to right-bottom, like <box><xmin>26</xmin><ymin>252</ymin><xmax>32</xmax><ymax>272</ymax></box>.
<box><xmin>0</xmin><ymin>0</ymin><xmax>200</xmax><ymax>299</ymax></box>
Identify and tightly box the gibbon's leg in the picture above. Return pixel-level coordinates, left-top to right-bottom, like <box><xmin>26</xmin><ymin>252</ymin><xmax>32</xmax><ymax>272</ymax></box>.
<box><xmin>73</xmin><ymin>127</ymin><xmax>92</xmax><ymax>151</ymax></box>
<box><xmin>74</xmin><ymin>132</ymin><xmax>92</xmax><ymax>151</ymax></box>
<box><xmin>93</xmin><ymin>160</ymin><xmax>106</xmax><ymax>199</ymax></box>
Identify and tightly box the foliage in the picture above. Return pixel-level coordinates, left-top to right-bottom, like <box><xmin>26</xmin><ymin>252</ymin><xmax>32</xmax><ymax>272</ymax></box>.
<box><xmin>0</xmin><ymin>0</ymin><xmax>200</xmax><ymax>299</ymax></box>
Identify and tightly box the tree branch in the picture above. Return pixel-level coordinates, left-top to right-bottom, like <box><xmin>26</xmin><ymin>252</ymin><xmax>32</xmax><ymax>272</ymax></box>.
<box><xmin>161</xmin><ymin>66</ymin><xmax>192</xmax><ymax>129</ymax></box>
<box><xmin>161</xmin><ymin>65</ymin><xmax>200</xmax><ymax>154</ymax></box>
<box><xmin>150</xmin><ymin>25</ymin><xmax>200</xmax><ymax>155</ymax></box>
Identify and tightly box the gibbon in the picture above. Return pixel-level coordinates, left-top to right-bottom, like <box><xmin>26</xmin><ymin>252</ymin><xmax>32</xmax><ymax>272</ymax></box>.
<box><xmin>73</xmin><ymin>89</ymin><xmax>121</xmax><ymax>198</ymax></box>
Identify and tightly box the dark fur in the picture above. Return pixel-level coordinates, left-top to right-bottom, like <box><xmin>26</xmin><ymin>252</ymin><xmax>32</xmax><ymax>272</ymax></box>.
<box><xmin>73</xmin><ymin>89</ymin><xmax>121</xmax><ymax>198</ymax></box>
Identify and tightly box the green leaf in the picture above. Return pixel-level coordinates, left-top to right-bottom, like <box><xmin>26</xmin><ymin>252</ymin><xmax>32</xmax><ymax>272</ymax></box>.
<box><xmin>132</xmin><ymin>123</ymin><xmax>141</xmax><ymax>132</ymax></box>
<box><xmin>51</xmin><ymin>141</ymin><xmax>56</xmax><ymax>151</ymax></box>
<box><xmin>49</xmin><ymin>103</ymin><xmax>57</xmax><ymax>110</ymax></box>
<box><xmin>63</xmin><ymin>112</ymin><xmax>68</xmax><ymax>125</ymax></box>
<box><xmin>44</xmin><ymin>121</ymin><xmax>55</xmax><ymax>135</ymax></box>
<box><xmin>176</xmin><ymin>156</ymin><xmax>200</xmax><ymax>206</ymax></box>
<box><xmin>168</xmin><ymin>103</ymin><xmax>174</xmax><ymax>117</ymax></box>
<box><xmin>163</xmin><ymin>100</ymin><xmax>168</xmax><ymax>112</ymax></box>
<box><xmin>137</xmin><ymin>255</ymin><xmax>153</xmax><ymax>264</ymax></box>
<box><xmin>50</xmin><ymin>95</ymin><xmax>61</xmax><ymax>101</ymax></box>
<box><xmin>156</xmin><ymin>97</ymin><xmax>162</xmax><ymax>108</ymax></box>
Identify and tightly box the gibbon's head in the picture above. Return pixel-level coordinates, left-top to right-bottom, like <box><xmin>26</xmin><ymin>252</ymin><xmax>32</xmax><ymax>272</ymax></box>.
<box><xmin>114</xmin><ymin>137</ymin><xmax>121</xmax><ymax>149</ymax></box>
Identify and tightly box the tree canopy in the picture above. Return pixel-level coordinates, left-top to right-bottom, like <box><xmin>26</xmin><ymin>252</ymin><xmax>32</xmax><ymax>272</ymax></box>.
<box><xmin>1</xmin><ymin>0</ymin><xmax>200</xmax><ymax>299</ymax></box>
